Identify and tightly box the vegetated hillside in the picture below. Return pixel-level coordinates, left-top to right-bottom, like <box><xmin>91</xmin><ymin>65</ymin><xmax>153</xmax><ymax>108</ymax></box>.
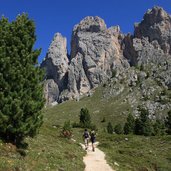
<box><xmin>41</xmin><ymin>68</ymin><xmax>171</xmax><ymax>171</ymax></box>
<box><xmin>0</xmin><ymin>77</ymin><xmax>171</xmax><ymax>170</ymax></box>
<box><xmin>0</xmin><ymin>113</ymin><xmax>85</xmax><ymax>171</ymax></box>
<box><xmin>46</xmin><ymin>77</ymin><xmax>171</xmax><ymax>171</ymax></box>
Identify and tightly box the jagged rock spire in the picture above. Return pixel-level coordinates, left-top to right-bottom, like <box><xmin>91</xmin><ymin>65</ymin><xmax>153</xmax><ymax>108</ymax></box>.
<box><xmin>134</xmin><ymin>6</ymin><xmax>171</xmax><ymax>54</ymax></box>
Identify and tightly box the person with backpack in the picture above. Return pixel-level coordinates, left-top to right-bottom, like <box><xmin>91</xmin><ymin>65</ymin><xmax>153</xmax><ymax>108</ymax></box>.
<box><xmin>90</xmin><ymin>130</ymin><xmax>96</xmax><ymax>152</ymax></box>
<box><xmin>83</xmin><ymin>129</ymin><xmax>90</xmax><ymax>150</ymax></box>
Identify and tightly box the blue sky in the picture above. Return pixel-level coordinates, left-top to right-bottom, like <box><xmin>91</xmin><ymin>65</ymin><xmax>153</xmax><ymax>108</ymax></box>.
<box><xmin>0</xmin><ymin>0</ymin><xmax>170</xmax><ymax>63</ymax></box>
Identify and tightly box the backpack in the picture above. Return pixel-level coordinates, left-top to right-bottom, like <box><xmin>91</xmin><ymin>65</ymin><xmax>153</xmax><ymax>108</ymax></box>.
<box><xmin>84</xmin><ymin>131</ymin><xmax>89</xmax><ymax>138</ymax></box>
<box><xmin>91</xmin><ymin>131</ymin><xmax>96</xmax><ymax>140</ymax></box>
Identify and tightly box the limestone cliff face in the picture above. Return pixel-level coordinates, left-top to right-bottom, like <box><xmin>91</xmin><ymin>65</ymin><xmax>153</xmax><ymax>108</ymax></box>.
<box><xmin>41</xmin><ymin>6</ymin><xmax>171</xmax><ymax>105</ymax></box>
<box><xmin>68</xmin><ymin>16</ymin><xmax>129</xmax><ymax>97</ymax></box>
<box><xmin>41</xmin><ymin>33</ymin><xmax>69</xmax><ymax>102</ymax></box>
<box><xmin>123</xmin><ymin>6</ymin><xmax>171</xmax><ymax>65</ymax></box>
<box><xmin>134</xmin><ymin>6</ymin><xmax>171</xmax><ymax>54</ymax></box>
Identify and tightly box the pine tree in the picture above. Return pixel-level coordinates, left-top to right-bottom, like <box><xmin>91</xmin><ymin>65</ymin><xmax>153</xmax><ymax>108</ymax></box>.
<box><xmin>0</xmin><ymin>14</ymin><xmax>44</xmax><ymax>145</ymax></box>
<box><xmin>79</xmin><ymin>108</ymin><xmax>91</xmax><ymax>127</ymax></box>
<box><xmin>153</xmin><ymin>119</ymin><xmax>165</xmax><ymax>136</ymax></box>
<box><xmin>134</xmin><ymin>108</ymin><xmax>153</xmax><ymax>136</ymax></box>
<box><xmin>107</xmin><ymin>122</ymin><xmax>113</xmax><ymax>134</ymax></box>
<box><xmin>124</xmin><ymin>113</ymin><xmax>135</xmax><ymax>134</ymax></box>
<box><xmin>134</xmin><ymin>118</ymin><xmax>143</xmax><ymax>135</ymax></box>
<box><xmin>114</xmin><ymin>124</ymin><xmax>123</xmax><ymax>134</ymax></box>
<box><xmin>165</xmin><ymin>110</ymin><xmax>171</xmax><ymax>135</ymax></box>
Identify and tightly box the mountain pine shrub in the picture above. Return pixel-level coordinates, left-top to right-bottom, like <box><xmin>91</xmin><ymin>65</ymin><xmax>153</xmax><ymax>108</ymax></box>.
<box><xmin>61</xmin><ymin>120</ymin><xmax>72</xmax><ymax>138</ymax></box>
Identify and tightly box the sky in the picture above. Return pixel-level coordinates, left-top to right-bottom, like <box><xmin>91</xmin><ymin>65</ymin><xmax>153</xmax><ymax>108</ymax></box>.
<box><xmin>0</xmin><ymin>0</ymin><xmax>171</xmax><ymax>63</ymax></box>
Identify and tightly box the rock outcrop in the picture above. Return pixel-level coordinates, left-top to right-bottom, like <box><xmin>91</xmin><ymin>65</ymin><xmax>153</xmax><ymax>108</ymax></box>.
<box><xmin>134</xmin><ymin>6</ymin><xmax>171</xmax><ymax>54</ymax></box>
<box><xmin>41</xmin><ymin>6</ymin><xmax>171</xmax><ymax>106</ymax></box>
<box><xmin>41</xmin><ymin>33</ymin><xmax>69</xmax><ymax>102</ymax></box>
<box><xmin>43</xmin><ymin>79</ymin><xmax>59</xmax><ymax>105</ymax></box>
<box><xmin>69</xmin><ymin>16</ymin><xmax>129</xmax><ymax>97</ymax></box>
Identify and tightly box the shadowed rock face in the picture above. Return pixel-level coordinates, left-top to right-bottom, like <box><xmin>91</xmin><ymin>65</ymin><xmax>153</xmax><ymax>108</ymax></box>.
<box><xmin>41</xmin><ymin>6</ymin><xmax>171</xmax><ymax>105</ymax></box>
<box><xmin>43</xmin><ymin>79</ymin><xmax>59</xmax><ymax>105</ymax></box>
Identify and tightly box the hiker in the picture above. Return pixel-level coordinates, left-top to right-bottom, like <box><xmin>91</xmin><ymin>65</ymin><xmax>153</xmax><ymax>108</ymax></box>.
<box><xmin>83</xmin><ymin>129</ymin><xmax>90</xmax><ymax>150</ymax></box>
<box><xmin>90</xmin><ymin>130</ymin><xmax>96</xmax><ymax>152</ymax></box>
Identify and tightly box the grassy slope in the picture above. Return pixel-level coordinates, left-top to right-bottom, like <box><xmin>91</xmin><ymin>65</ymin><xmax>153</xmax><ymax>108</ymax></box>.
<box><xmin>99</xmin><ymin>134</ymin><xmax>171</xmax><ymax>171</ymax></box>
<box><xmin>0</xmin><ymin>126</ymin><xmax>85</xmax><ymax>171</ymax></box>
<box><xmin>0</xmin><ymin>85</ymin><xmax>171</xmax><ymax>170</ymax></box>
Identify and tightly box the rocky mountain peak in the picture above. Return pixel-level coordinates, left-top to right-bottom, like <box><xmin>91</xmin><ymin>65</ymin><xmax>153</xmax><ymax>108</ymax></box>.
<box><xmin>134</xmin><ymin>6</ymin><xmax>171</xmax><ymax>54</ymax></box>
<box><xmin>73</xmin><ymin>16</ymin><xmax>107</xmax><ymax>33</ymax></box>
<box><xmin>42</xmin><ymin>6</ymin><xmax>171</xmax><ymax>106</ymax></box>
<box><xmin>41</xmin><ymin>33</ymin><xmax>69</xmax><ymax>98</ymax></box>
<box><xmin>46</xmin><ymin>32</ymin><xmax>68</xmax><ymax>63</ymax></box>
<box><xmin>144</xmin><ymin>6</ymin><xmax>170</xmax><ymax>25</ymax></box>
<box><xmin>69</xmin><ymin>15</ymin><xmax>128</xmax><ymax>98</ymax></box>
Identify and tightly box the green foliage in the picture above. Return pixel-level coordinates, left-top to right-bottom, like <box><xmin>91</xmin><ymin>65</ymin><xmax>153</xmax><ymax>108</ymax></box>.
<box><xmin>72</xmin><ymin>108</ymin><xmax>96</xmax><ymax>130</ymax></box>
<box><xmin>114</xmin><ymin>124</ymin><xmax>123</xmax><ymax>134</ymax></box>
<box><xmin>0</xmin><ymin>14</ymin><xmax>44</xmax><ymax>145</ymax></box>
<box><xmin>101</xmin><ymin>117</ymin><xmax>106</xmax><ymax>123</ymax></box>
<box><xmin>79</xmin><ymin>108</ymin><xmax>91</xmax><ymax>127</ymax></box>
<box><xmin>61</xmin><ymin>120</ymin><xmax>72</xmax><ymax>138</ymax></box>
<box><xmin>107</xmin><ymin>122</ymin><xmax>113</xmax><ymax>134</ymax></box>
<box><xmin>161</xmin><ymin>89</ymin><xmax>167</xmax><ymax>96</ymax></box>
<box><xmin>134</xmin><ymin>108</ymin><xmax>153</xmax><ymax>136</ymax></box>
<box><xmin>124</xmin><ymin>113</ymin><xmax>135</xmax><ymax>134</ymax></box>
<box><xmin>140</xmin><ymin>64</ymin><xmax>144</xmax><ymax>71</ymax></box>
<box><xmin>153</xmin><ymin>119</ymin><xmax>165</xmax><ymax>136</ymax></box>
<box><xmin>72</xmin><ymin>122</ymin><xmax>81</xmax><ymax>128</ymax></box>
<box><xmin>99</xmin><ymin>134</ymin><xmax>171</xmax><ymax>171</ymax></box>
<box><xmin>165</xmin><ymin>110</ymin><xmax>171</xmax><ymax>135</ymax></box>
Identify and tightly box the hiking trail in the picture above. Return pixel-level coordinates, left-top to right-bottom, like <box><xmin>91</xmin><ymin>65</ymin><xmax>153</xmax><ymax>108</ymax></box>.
<box><xmin>80</xmin><ymin>142</ymin><xmax>114</xmax><ymax>171</ymax></box>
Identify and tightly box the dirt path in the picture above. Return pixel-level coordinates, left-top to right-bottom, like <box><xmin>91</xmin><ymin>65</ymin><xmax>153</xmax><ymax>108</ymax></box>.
<box><xmin>80</xmin><ymin>142</ymin><xmax>114</xmax><ymax>171</ymax></box>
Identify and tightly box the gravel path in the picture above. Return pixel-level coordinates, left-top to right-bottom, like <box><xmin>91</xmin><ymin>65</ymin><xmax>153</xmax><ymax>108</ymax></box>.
<box><xmin>80</xmin><ymin>142</ymin><xmax>114</xmax><ymax>171</ymax></box>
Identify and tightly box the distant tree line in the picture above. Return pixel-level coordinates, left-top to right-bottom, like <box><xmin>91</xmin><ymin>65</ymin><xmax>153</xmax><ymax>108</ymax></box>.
<box><xmin>107</xmin><ymin>108</ymin><xmax>171</xmax><ymax>136</ymax></box>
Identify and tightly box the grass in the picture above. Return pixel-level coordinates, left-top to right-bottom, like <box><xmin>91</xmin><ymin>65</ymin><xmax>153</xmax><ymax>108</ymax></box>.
<box><xmin>98</xmin><ymin>134</ymin><xmax>171</xmax><ymax>171</ymax></box>
<box><xmin>0</xmin><ymin>125</ymin><xmax>85</xmax><ymax>171</ymax></box>
<box><xmin>0</xmin><ymin>84</ymin><xmax>171</xmax><ymax>170</ymax></box>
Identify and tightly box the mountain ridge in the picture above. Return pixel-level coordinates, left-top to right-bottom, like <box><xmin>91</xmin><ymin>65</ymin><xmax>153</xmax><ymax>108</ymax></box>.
<box><xmin>41</xmin><ymin>6</ymin><xmax>171</xmax><ymax>117</ymax></box>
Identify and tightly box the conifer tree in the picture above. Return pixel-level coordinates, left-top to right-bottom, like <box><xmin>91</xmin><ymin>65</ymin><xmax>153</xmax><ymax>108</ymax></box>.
<box><xmin>79</xmin><ymin>108</ymin><xmax>91</xmax><ymax>127</ymax></box>
<box><xmin>124</xmin><ymin>113</ymin><xmax>135</xmax><ymax>134</ymax></box>
<box><xmin>165</xmin><ymin>110</ymin><xmax>171</xmax><ymax>135</ymax></box>
<box><xmin>114</xmin><ymin>124</ymin><xmax>123</xmax><ymax>134</ymax></box>
<box><xmin>107</xmin><ymin>122</ymin><xmax>113</xmax><ymax>134</ymax></box>
<box><xmin>0</xmin><ymin>14</ymin><xmax>44</xmax><ymax>145</ymax></box>
<box><xmin>134</xmin><ymin>108</ymin><xmax>153</xmax><ymax>136</ymax></box>
<box><xmin>153</xmin><ymin>119</ymin><xmax>165</xmax><ymax>135</ymax></box>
